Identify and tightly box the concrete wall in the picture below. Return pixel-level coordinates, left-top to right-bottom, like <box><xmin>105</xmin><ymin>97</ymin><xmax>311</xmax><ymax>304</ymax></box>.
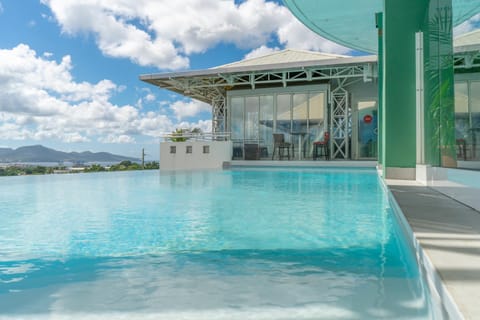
<box><xmin>417</xmin><ymin>165</ymin><xmax>480</xmax><ymax>211</ymax></box>
<box><xmin>160</xmin><ymin>141</ymin><xmax>232</xmax><ymax>171</ymax></box>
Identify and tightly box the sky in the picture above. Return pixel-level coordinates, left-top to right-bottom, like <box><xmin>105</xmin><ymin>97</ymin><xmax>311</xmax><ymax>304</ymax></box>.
<box><xmin>0</xmin><ymin>0</ymin><xmax>479</xmax><ymax>160</ymax></box>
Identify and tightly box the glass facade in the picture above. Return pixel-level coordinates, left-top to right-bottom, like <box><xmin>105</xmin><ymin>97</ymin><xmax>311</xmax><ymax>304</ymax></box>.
<box><xmin>229</xmin><ymin>87</ymin><xmax>327</xmax><ymax>160</ymax></box>
<box><xmin>357</xmin><ymin>100</ymin><xmax>378</xmax><ymax>159</ymax></box>
<box><xmin>455</xmin><ymin>80</ymin><xmax>480</xmax><ymax>162</ymax></box>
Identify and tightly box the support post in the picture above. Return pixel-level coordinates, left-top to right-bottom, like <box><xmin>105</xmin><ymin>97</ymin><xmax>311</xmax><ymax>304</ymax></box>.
<box><xmin>381</xmin><ymin>0</ymin><xmax>455</xmax><ymax>179</ymax></box>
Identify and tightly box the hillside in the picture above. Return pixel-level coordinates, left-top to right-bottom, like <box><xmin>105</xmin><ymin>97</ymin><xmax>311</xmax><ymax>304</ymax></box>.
<box><xmin>0</xmin><ymin>145</ymin><xmax>139</xmax><ymax>163</ymax></box>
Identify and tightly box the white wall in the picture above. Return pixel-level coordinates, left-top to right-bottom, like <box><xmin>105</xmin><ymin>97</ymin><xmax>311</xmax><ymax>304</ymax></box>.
<box><xmin>160</xmin><ymin>141</ymin><xmax>232</xmax><ymax>171</ymax></box>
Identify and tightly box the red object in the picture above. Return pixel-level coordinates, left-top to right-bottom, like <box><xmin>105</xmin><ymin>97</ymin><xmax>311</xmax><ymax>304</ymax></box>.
<box><xmin>313</xmin><ymin>132</ymin><xmax>329</xmax><ymax>145</ymax></box>
<box><xmin>363</xmin><ymin>114</ymin><xmax>373</xmax><ymax>124</ymax></box>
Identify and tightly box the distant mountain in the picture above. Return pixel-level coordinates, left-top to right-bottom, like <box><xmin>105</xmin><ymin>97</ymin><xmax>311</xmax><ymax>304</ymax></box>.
<box><xmin>0</xmin><ymin>145</ymin><xmax>140</xmax><ymax>163</ymax></box>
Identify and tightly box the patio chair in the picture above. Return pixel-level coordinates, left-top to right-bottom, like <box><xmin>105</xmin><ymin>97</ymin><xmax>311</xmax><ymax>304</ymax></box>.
<box><xmin>244</xmin><ymin>143</ymin><xmax>260</xmax><ymax>160</ymax></box>
<box><xmin>313</xmin><ymin>131</ymin><xmax>330</xmax><ymax>160</ymax></box>
<box><xmin>272</xmin><ymin>133</ymin><xmax>293</xmax><ymax>160</ymax></box>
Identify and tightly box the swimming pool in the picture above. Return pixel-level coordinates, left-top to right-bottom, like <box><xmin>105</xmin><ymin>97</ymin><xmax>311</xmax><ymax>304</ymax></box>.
<box><xmin>0</xmin><ymin>168</ymin><xmax>443</xmax><ymax>319</ymax></box>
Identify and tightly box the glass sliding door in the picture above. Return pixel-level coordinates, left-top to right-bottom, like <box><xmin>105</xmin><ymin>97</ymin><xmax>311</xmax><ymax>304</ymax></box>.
<box><xmin>231</xmin><ymin>97</ymin><xmax>244</xmax><ymax>159</ymax></box>
<box><xmin>292</xmin><ymin>94</ymin><xmax>308</xmax><ymax>159</ymax></box>
<box><xmin>455</xmin><ymin>82</ymin><xmax>469</xmax><ymax>160</ymax></box>
<box><xmin>245</xmin><ymin>96</ymin><xmax>259</xmax><ymax>141</ymax></box>
<box><xmin>356</xmin><ymin>100</ymin><xmax>378</xmax><ymax>159</ymax></box>
<box><xmin>307</xmin><ymin>92</ymin><xmax>326</xmax><ymax>158</ymax></box>
<box><xmin>259</xmin><ymin>95</ymin><xmax>274</xmax><ymax>157</ymax></box>
<box><xmin>455</xmin><ymin>81</ymin><xmax>480</xmax><ymax>162</ymax></box>
<box><xmin>276</xmin><ymin>94</ymin><xmax>292</xmax><ymax>144</ymax></box>
<box><xmin>228</xmin><ymin>85</ymin><xmax>329</xmax><ymax>160</ymax></box>
<box><xmin>470</xmin><ymin>81</ymin><xmax>480</xmax><ymax>160</ymax></box>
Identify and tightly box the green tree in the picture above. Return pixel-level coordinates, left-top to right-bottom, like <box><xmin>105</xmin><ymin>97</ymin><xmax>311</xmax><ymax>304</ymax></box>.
<box><xmin>85</xmin><ymin>164</ymin><xmax>106</xmax><ymax>172</ymax></box>
<box><xmin>144</xmin><ymin>161</ymin><xmax>159</xmax><ymax>169</ymax></box>
<box><xmin>169</xmin><ymin>127</ymin><xmax>203</xmax><ymax>142</ymax></box>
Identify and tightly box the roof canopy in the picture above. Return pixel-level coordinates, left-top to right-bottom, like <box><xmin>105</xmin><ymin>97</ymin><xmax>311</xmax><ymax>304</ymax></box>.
<box><xmin>455</xmin><ymin>28</ymin><xmax>480</xmax><ymax>52</ymax></box>
<box><xmin>140</xmin><ymin>50</ymin><xmax>377</xmax><ymax>104</ymax></box>
<box><xmin>283</xmin><ymin>0</ymin><xmax>480</xmax><ymax>53</ymax></box>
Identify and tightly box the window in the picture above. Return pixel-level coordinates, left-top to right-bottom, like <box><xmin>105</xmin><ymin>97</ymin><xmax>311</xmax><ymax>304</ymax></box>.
<box><xmin>170</xmin><ymin>146</ymin><xmax>176</xmax><ymax>154</ymax></box>
<box><xmin>203</xmin><ymin>145</ymin><xmax>210</xmax><ymax>154</ymax></box>
<box><xmin>186</xmin><ymin>146</ymin><xmax>193</xmax><ymax>154</ymax></box>
<box><xmin>231</xmin><ymin>97</ymin><xmax>244</xmax><ymax>140</ymax></box>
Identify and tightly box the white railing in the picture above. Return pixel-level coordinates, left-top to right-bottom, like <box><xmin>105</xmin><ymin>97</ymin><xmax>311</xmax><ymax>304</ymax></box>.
<box><xmin>160</xmin><ymin>132</ymin><xmax>231</xmax><ymax>141</ymax></box>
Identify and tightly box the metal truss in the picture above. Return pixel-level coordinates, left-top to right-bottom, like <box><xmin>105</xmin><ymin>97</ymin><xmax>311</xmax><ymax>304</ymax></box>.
<box><xmin>146</xmin><ymin>63</ymin><xmax>375</xmax><ymax>135</ymax></box>
<box><xmin>212</xmin><ymin>96</ymin><xmax>226</xmax><ymax>135</ymax></box>
<box><xmin>454</xmin><ymin>51</ymin><xmax>480</xmax><ymax>69</ymax></box>
<box><xmin>330</xmin><ymin>78</ymin><xmax>351</xmax><ymax>160</ymax></box>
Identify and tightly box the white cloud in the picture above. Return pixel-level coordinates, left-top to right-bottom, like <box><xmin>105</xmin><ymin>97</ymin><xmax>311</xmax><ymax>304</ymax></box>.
<box><xmin>63</xmin><ymin>133</ymin><xmax>91</xmax><ymax>143</ymax></box>
<box><xmin>99</xmin><ymin>134</ymin><xmax>135</xmax><ymax>144</ymax></box>
<box><xmin>277</xmin><ymin>18</ymin><xmax>352</xmax><ymax>54</ymax></box>
<box><xmin>244</xmin><ymin>45</ymin><xmax>280</xmax><ymax>60</ymax></box>
<box><xmin>173</xmin><ymin>119</ymin><xmax>213</xmax><ymax>135</ymax></box>
<box><xmin>40</xmin><ymin>0</ymin><xmax>351</xmax><ymax>70</ymax></box>
<box><xmin>170</xmin><ymin>100</ymin><xmax>211</xmax><ymax>121</ymax></box>
<box><xmin>145</xmin><ymin>93</ymin><xmax>155</xmax><ymax>102</ymax></box>
<box><xmin>0</xmin><ymin>2</ymin><xmax>4</xmax><ymax>15</ymax></box>
<box><xmin>135</xmin><ymin>91</ymin><xmax>157</xmax><ymax>109</ymax></box>
<box><xmin>454</xmin><ymin>14</ymin><xmax>480</xmax><ymax>36</ymax></box>
<box><xmin>0</xmin><ymin>44</ymin><xmax>187</xmax><ymax>144</ymax></box>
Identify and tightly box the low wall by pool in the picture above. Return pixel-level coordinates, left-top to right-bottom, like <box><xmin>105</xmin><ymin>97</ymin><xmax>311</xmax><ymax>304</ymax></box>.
<box><xmin>160</xmin><ymin>141</ymin><xmax>232</xmax><ymax>171</ymax></box>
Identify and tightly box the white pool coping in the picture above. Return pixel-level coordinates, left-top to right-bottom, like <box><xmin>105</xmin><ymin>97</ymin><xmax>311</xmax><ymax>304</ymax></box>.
<box><xmin>386</xmin><ymin>179</ymin><xmax>480</xmax><ymax>320</ymax></box>
<box><xmin>384</xmin><ymin>180</ymin><xmax>463</xmax><ymax>320</ymax></box>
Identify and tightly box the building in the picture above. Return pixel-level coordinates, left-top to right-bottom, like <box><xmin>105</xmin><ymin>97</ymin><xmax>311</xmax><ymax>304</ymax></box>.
<box><xmin>141</xmin><ymin>34</ymin><xmax>479</xmax><ymax>169</ymax></box>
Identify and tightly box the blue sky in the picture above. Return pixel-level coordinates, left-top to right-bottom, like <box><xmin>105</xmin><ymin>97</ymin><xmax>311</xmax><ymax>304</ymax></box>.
<box><xmin>0</xmin><ymin>1</ymin><xmax>479</xmax><ymax>160</ymax></box>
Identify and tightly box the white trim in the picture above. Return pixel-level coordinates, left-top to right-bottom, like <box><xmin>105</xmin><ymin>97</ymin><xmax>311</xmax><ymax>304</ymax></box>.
<box><xmin>226</xmin><ymin>84</ymin><xmax>329</xmax><ymax>97</ymax></box>
<box><xmin>416</xmin><ymin>32</ymin><xmax>425</xmax><ymax>165</ymax></box>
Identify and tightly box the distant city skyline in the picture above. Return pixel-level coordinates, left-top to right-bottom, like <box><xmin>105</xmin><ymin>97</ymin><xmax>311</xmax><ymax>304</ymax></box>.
<box><xmin>0</xmin><ymin>1</ymin><xmax>479</xmax><ymax>159</ymax></box>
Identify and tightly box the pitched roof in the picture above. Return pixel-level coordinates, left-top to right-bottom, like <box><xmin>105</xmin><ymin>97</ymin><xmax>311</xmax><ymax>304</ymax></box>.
<box><xmin>454</xmin><ymin>28</ymin><xmax>480</xmax><ymax>52</ymax></box>
<box><xmin>214</xmin><ymin>49</ymin><xmax>349</xmax><ymax>69</ymax></box>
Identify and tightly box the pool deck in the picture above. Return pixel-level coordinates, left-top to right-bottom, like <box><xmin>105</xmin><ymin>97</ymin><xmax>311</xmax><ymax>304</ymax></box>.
<box><xmin>387</xmin><ymin>179</ymin><xmax>480</xmax><ymax>320</ymax></box>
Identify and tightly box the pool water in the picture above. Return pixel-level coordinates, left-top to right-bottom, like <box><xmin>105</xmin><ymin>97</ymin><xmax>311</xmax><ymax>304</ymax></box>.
<box><xmin>0</xmin><ymin>168</ymin><xmax>441</xmax><ymax>319</ymax></box>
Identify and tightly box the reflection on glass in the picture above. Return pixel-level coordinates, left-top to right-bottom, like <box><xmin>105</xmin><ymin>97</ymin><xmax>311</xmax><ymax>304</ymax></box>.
<box><xmin>260</xmin><ymin>96</ymin><xmax>274</xmax><ymax>156</ymax></box>
<box><xmin>357</xmin><ymin>100</ymin><xmax>378</xmax><ymax>158</ymax></box>
<box><xmin>276</xmin><ymin>94</ymin><xmax>291</xmax><ymax>143</ymax></box>
<box><xmin>470</xmin><ymin>81</ymin><xmax>480</xmax><ymax>160</ymax></box>
<box><xmin>245</xmin><ymin>96</ymin><xmax>259</xmax><ymax>140</ymax></box>
<box><xmin>455</xmin><ymin>82</ymin><xmax>469</xmax><ymax>140</ymax></box>
<box><xmin>231</xmin><ymin>97</ymin><xmax>244</xmax><ymax>159</ymax></box>
<box><xmin>308</xmin><ymin>92</ymin><xmax>325</xmax><ymax>157</ymax></box>
<box><xmin>455</xmin><ymin>81</ymin><xmax>480</xmax><ymax>162</ymax></box>
<box><xmin>230</xmin><ymin>90</ymin><xmax>328</xmax><ymax>160</ymax></box>
<box><xmin>292</xmin><ymin>94</ymin><xmax>308</xmax><ymax>158</ymax></box>
<box><xmin>231</xmin><ymin>97</ymin><xmax>244</xmax><ymax>140</ymax></box>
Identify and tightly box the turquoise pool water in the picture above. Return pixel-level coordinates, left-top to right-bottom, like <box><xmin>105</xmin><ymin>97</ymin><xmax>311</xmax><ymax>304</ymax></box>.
<box><xmin>0</xmin><ymin>168</ymin><xmax>440</xmax><ymax>319</ymax></box>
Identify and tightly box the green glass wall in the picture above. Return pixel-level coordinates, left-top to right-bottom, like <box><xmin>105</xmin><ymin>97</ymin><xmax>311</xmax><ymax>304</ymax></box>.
<box><xmin>422</xmin><ymin>0</ymin><xmax>456</xmax><ymax>168</ymax></box>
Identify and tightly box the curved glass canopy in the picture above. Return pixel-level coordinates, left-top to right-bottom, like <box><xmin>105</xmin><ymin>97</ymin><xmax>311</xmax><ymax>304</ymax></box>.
<box><xmin>284</xmin><ymin>0</ymin><xmax>480</xmax><ymax>53</ymax></box>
